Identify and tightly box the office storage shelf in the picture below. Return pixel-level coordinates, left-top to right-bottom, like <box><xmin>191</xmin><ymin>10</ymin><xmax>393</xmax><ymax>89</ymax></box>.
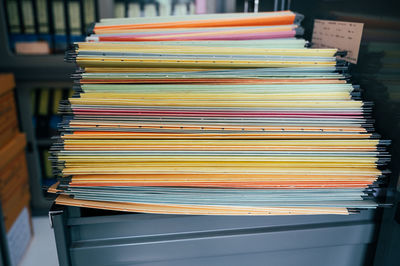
<box><xmin>0</xmin><ymin>0</ymin><xmax>119</xmax><ymax>213</ymax></box>
<box><xmin>15</xmin><ymin>81</ymin><xmax>72</xmax><ymax>213</ymax></box>
<box><xmin>0</xmin><ymin>0</ymin><xmax>107</xmax><ymax>81</ymax></box>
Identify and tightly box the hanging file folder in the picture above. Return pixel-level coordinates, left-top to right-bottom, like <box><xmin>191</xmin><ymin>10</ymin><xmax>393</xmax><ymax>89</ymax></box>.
<box><xmin>49</xmin><ymin>11</ymin><xmax>390</xmax><ymax>215</ymax></box>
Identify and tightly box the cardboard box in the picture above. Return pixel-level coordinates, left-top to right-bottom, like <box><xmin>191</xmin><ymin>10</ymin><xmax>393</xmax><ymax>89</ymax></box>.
<box><xmin>0</xmin><ymin>74</ymin><xmax>18</xmax><ymax>148</ymax></box>
<box><xmin>0</xmin><ymin>133</ymin><xmax>30</xmax><ymax>231</ymax></box>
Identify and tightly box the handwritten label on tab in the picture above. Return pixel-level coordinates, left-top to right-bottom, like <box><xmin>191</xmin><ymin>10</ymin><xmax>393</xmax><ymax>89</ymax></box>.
<box><xmin>312</xmin><ymin>19</ymin><xmax>364</xmax><ymax>64</ymax></box>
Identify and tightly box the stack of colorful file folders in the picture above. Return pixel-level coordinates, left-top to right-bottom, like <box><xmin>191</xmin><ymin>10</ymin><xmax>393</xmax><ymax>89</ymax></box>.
<box><xmin>49</xmin><ymin>11</ymin><xmax>390</xmax><ymax>215</ymax></box>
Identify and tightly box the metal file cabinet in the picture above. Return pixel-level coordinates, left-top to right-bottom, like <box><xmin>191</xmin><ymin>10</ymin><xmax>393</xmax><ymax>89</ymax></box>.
<box><xmin>50</xmin><ymin>205</ymin><xmax>380</xmax><ymax>266</ymax></box>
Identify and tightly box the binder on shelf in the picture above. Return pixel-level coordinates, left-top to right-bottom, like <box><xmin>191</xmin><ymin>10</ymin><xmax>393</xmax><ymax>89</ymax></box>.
<box><xmin>52</xmin><ymin>89</ymin><xmax>63</xmax><ymax>114</ymax></box>
<box><xmin>68</xmin><ymin>1</ymin><xmax>81</xmax><ymax>36</ymax></box>
<box><xmin>37</xmin><ymin>0</ymin><xmax>49</xmax><ymax>34</ymax></box>
<box><xmin>52</xmin><ymin>0</ymin><xmax>67</xmax><ymax>51</ymax></box>
<box><xmin>5</xmin><ymin>0</ymin><xmax>21</xmax><ymax>34</ymax></box>
<box><xmin>21</xmin><ymin>0</ymin><xmax>35</xmax><ymax>34</ymax></box>
<box><xmin>83</xmin><ymin>0</ymin><xmax>96</xmax><ymax>30</ymax></box>
<box><xmin>114</xmin><ymin>1</ymin><xmax>126</xmax><ymax>18</ymax></box>
<box><xmin>39</xmin><ymin>145</ymin><xmax>57</xmax><ymax>187</ymax></box>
